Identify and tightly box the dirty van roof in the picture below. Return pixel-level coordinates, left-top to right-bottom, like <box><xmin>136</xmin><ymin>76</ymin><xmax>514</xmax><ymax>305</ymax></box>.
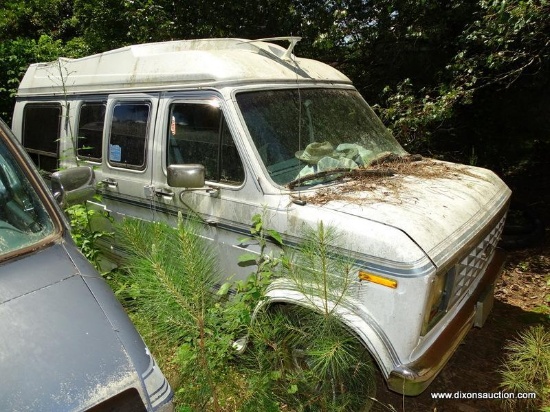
<box><xmin>17</xmin><ymin>38</ymin><xmax>352</xmax><ymax>96</ymax></box>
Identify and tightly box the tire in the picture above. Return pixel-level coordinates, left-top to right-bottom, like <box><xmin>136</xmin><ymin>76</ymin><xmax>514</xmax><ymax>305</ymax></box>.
<box><xmin>256</xmin><ymin>304</ymin><xmax>378</xmax><ymax>412</ymax></box>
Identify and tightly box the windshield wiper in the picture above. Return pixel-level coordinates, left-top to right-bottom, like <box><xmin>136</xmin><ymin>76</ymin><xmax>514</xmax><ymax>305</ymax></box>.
<box><xmin>287</xmin><ymin>168</ymin><xmax>395</xmax><ymax>189</ymax></box>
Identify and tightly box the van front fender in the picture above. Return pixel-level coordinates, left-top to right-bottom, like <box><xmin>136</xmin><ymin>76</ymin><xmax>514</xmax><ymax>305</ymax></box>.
<box><xmin>254</xmin><ymin>278</ymin><xmax>401</xmax><ymax>381</ymax></box>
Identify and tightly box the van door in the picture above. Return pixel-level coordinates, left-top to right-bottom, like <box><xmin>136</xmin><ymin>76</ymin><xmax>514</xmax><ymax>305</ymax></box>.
<box><xmin>151</xmin><ymin>92</ymin><xmax>255</xmax><ymax>280</ymax></box>
<box><xmin>96</xmin><ymin>94</ymin><xmax>159</xmax><ymax>236</ymax></box>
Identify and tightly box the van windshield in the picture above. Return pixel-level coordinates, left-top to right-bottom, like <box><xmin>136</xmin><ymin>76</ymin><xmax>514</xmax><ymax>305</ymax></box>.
<box><xmin>236</xmin><ymin>88</ymin><xmax>406</xmax><ymax>187</ymax></box>
<box><xmin>0</xmin><ymin>129</ymin><xmax>55</xmax><ymax>256</ymax></box>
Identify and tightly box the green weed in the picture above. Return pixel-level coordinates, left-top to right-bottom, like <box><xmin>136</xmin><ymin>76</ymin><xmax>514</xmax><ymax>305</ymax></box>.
<box><xmin>500</xmin><ymin>325</ymin><xmax>550</xmax><ymax>411</ymax></box>
<box><xmin>65</xmin><ymin>198</ymin><xmax>111</xmax><ymax>270</ymax></box>
<box><xmin>244</xmin><ymin>221</ymin><xmax>379</xmax><ymax>412</ymax></box>
<box><xmin>108</xmin><ymin>213</ymin><xmax>383</xmax><ymax>411</ymax></box>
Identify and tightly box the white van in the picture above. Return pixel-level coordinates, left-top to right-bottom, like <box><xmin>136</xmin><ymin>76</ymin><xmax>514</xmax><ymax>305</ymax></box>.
<box><xmin>12</xmin><ymin>38</ymin><xmax>510</xmax><ymax>396</ymax></box>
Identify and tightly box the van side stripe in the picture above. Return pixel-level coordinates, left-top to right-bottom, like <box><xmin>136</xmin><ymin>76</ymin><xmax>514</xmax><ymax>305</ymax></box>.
<box><xmin>100</xmin><ymin>192</ymin><xmax>435</xmax><ymax>278</ymax></box>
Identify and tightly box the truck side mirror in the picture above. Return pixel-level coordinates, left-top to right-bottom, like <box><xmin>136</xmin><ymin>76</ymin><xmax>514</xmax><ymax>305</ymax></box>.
<box><xmin>167</xmin><ymin>164</ymin><xmax>205</xmax><ymax>188</ymax></box>
<box><xmin>51</xmin><ymin>166</ymin><xmax>95</xmax><ymax>208</ymax></box>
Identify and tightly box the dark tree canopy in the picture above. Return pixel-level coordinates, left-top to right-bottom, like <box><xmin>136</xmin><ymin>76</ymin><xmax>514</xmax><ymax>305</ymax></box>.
<box><xmin>1</xmin><ymin>0</ymin><xmax>548</xmax><ymax>173</ymax></box>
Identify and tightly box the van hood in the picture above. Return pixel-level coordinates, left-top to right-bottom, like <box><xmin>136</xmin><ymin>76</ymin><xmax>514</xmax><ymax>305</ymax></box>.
<box><xmin>295</xmin><ymin>160</ymin><xmax>511</xmax><ymax>267</ymax></box>
<box><xmin>0</xmin><ymin>243</ymin><xmax>146</xmax><ymax>411</ymax></box>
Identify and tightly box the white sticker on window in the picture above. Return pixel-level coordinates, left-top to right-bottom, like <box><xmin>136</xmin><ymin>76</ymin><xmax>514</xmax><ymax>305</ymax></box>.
<box><xmin>109</xmin><ymin>144</ymin><xmax>122</xmax><ymax>162</ymax></box>
<box><xmin>171</xmin><ymin>115</ymin><xmax>176</xmax><ymax>136</ymax></box>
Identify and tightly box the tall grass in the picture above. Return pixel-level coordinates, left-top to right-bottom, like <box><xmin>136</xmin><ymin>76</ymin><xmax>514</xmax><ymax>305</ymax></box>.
<box><xmin>500</xmin><ymin>325</ymin><xmax>550</xmax><ymax>411</ymax></box>
<box><xmin>106</xmin><ymin>215</ymin><xmax>382</xmax><ymax>411</ymax></box>
<box><xmin>114</xmin><ymin>214</ymin><xmax>240</xmax><ymax>410</ymax></box>
<box><xmin>247</xmin><ymin>222</ymin><xmax>378</xmax><ymax>411</ymax></box>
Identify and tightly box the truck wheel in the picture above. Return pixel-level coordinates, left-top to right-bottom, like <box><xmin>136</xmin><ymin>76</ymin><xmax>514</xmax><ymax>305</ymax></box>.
<box><xmin>257</xmin><ymin>304</ymin><xmax>378</xmax><ymax>411</ymax></box>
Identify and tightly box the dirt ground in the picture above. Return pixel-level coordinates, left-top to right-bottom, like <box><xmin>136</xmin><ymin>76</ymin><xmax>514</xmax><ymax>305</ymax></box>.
<box><xmin>376</xmin><ymin>166</ymin><xmax>550</xmax><ymax>412</ymax></box>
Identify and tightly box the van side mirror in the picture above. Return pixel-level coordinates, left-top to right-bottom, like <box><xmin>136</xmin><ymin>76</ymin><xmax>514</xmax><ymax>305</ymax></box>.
<box><xmin>167</xmin><ymin>164</ymin><xmax>205</xmax><ymax>188</ymax></box>
<box><xmin>51</xmin><ymin>166</ymin><xmax>95</xmax><ymax>208</ymax></box>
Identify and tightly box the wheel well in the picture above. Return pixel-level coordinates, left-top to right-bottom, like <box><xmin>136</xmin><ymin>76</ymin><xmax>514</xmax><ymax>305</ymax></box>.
<box><xmin>259</xmin><ymin>300</ymin><xmax>386</xmax><ymax>382</ymax></box>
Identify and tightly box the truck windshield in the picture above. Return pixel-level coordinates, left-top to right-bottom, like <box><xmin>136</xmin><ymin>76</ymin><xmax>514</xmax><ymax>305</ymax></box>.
<box><xmin>236</xmin><ymin>88</ymin><xmax>406</xmax><ymax>187</ymax></box>
<box><xmin>0</xmin><ymin>131</ymin><xmax>55</xmax><ymax>256</ymax></box>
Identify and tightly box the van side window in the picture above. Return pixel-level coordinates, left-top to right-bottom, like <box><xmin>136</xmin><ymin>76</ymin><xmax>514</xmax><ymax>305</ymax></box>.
<box><xmin>108</xmin><ymin>102</ymin><xmax>151</xmax><ymax>169</ymax></box>
<box><xmin>167</xmin><ymin>103</ymin><xmax>244</xmax><ymax>185</ymax></box>
<box><xmin>22</xmin><ymin>103</ymin><xmax>61</xmax><ymax>174</ymax></box>
<box><xmin>78</xmin><ymin>102</ymin><xmax>106</xmax><ymax>161</ymax></box>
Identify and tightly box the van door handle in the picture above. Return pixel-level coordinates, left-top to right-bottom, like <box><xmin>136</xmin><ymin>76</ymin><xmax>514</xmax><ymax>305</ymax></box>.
<box><xmin>101</xmin><ymin>178</ymin><xmax>118</xmax><ymax>188</ymax></box>
<box><xmin>154</xmin><ymin>188</ymin><xmax>174</xmax><ymax>199</ymax></box>
<box><xmin>206</xmin><ymin>218</ymin><xmax>218</xmax><ymax>227</ymax></box>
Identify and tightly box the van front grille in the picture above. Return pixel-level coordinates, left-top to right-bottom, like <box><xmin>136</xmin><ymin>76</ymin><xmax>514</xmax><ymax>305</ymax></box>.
<box><xmin>447</xmin><ymin>213</ymin><xmax>507</xmax><ymax>309</ymax></box>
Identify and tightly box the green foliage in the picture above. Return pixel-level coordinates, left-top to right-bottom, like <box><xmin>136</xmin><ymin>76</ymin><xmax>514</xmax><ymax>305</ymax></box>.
<box><xmin>0</xmin><ymin>35</ymin><xmax>67</xmax><ymax>120</ymax></box>
<box><xmin>296</xmin><ymin>0</ymin><xmax>478</xmax><ymax>91</ymax></box>
<box><xmin>2</xmin><ymin>0</ymin><xmax>549</xmax><ymax>174</ymax></box>
<box><xmin>373</xmin><ymin>0</ymin><xmax>550</xmax><ymax>170</ymax></box>
<box><xmin>71</xmin><ymin>0</ymin><xmax>301</xmax><ymax>52</ymax></box>
<box><xmin>500</xmin><ymin>325</ymin><xmax>550</xmax><ymax>411</ymax></box>
<box><xmin>65</xmin><ymin>198</ymin><xmax>111</xmax><ymax>270</ymax></box>
<box><xmin>112</xmin><ymin>212</ymin><xmax>383</xmax><ymax>411</ymax></box>
<box><xmin>452</xmin><ymin>0</ymin><xmax>550</xmax><ymax>90</ymax></box>
<box><xmin>243</xmin><ymin>221</ymin><xmax>381</xmax><ymax>412</ymax></box>
<box><xmin>72</xmin><ymin>0</ymin><xmax>130</xmax><ymax>51</ymax></box>
<box><xmin>375</xmin><ymin>79</ymin><xmax>470</xmax><ymax>155</ymax></box>
<box><xmin>115</xmin><ymin>214</ymin><xmax>245</xmax><ymax>411</ymax></box>
<box><xmin>0</xmin><ymin>0</ymin><xmax>91</xmax><ymax>120</ymax></box>
<box><xmin>249</xmin><ymin>305</ymin><xmax>377</xmax><ymax>412</ymax></box>
<box><xmin>282</xmin><ymin>222</ymin><xmax>355</xmax><ymax>316</ymax></box>
<box><xmin>217</xmin><ymin>212</ymin><xmax>285</xmax><ymax>335</ymax></box>
<box><xmin>0</xmin><ymin>0</ymin><xmax>77</xmax><ymax>41</ymax></box>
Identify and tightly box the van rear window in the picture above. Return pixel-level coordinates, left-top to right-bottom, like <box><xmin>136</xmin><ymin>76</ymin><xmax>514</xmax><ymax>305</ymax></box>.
<box><xmin>22</xmin><ymin>103</ymin><xmax>61</xmax><ymax>174</ymax></box>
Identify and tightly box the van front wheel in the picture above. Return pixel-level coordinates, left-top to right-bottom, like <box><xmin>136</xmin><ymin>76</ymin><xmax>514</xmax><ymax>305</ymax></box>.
<box><xmin>254</xmin><ymin>304</ymin><xmax>379</xmax><ymax>411</ymax></box>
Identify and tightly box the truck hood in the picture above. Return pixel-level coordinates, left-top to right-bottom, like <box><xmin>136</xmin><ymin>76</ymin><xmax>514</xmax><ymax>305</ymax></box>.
<box><xmin>0</xmin><ymin>242</ymin><xmax>145</xmax><ymax>411</ymax></box>
<box><xmin>296</xmin><ymin>160</ymin><xmax>511</xmax><ymax>267</ymax></box>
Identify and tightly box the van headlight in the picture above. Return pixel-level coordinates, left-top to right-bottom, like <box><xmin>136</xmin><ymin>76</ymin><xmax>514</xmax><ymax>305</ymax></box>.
<box><xmin>421</xmin><ymin>270</ymin><xmax>451</xmax><ymax>335</ymax></box>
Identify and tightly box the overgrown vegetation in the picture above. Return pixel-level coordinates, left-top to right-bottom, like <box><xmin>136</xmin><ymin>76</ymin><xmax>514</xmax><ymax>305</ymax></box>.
<box><xmin>65</xmin><ymin>200</ymin><xmax>111</xmax><ymax>270</ymax></box>
<box><xmin>113</xmin><ymin>214</ymin><xmax>236</xmax><ymax>410</ymax></box>
<box><xmin>497</xmin><ymin>245</ymin><xmax>550</xmax><ymax>411</ymax></box>
<box><xmin>249</xmin><ymin>305</ymin><xmax>378</xmax><ymax>412</ymax></box>
<box><xmin>62</xmin><ymin>192</ymin><xmax>550</xmax><ymax>412</ymax></box>
<box><xmin>83</xmin><ymin>212</ymin><xmax>383</xmax><ymax>411</ymax></box>
<box><xmin>500</xmin><ymin>325</ymin><xmax>550</xmax><ymax>411</ymax></box>
<box><xmin>64</xmin><ymin>186</ymin><xmax>550</xmax><ymax>411</ymax></box>
<box><xmin>247</xmin><ymin>222</ymin><xmax>380</xmax><ymax>411</ymax></box>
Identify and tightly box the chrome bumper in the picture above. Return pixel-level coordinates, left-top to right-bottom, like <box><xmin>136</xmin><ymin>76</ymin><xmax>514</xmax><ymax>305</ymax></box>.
<box><xmin>386</xmin><ymin>248</ymin><xmax>506</xmax><ymax>396</ymax></box>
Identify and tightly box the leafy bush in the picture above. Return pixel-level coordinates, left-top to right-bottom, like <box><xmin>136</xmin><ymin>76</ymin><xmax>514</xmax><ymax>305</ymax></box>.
<box><xmin>65</xmin><ymin>200</ymin><xmax>111</xmax><ymax>270</ymax></box>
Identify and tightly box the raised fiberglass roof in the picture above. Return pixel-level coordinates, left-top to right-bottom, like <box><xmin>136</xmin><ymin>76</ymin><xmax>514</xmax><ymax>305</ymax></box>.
<box><xmin>17</xmin><ymin>38</ymin><xmax>352</xmax><ymax>96</ymax></box>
